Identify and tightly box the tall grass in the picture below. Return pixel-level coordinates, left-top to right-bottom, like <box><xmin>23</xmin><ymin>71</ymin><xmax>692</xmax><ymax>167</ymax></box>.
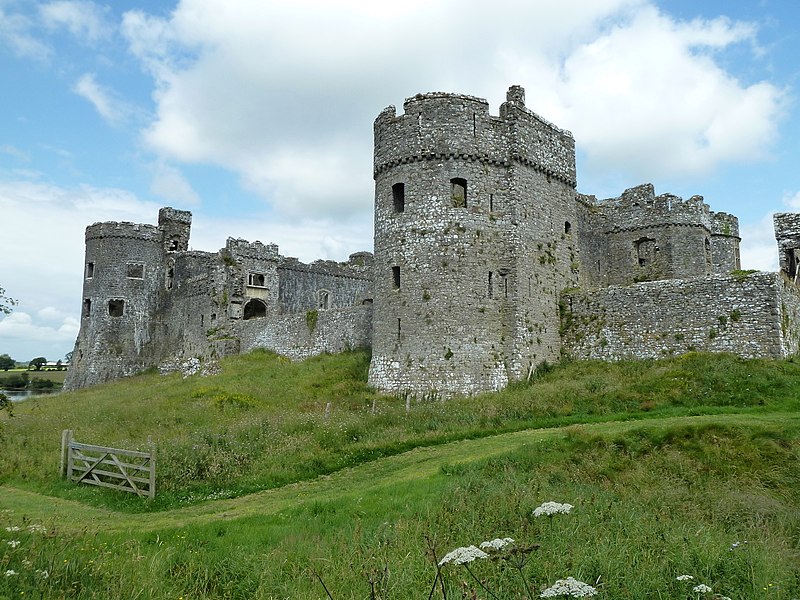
<box><xmin>1</xmin><ymin>418</ymin><xmax>797</xmax><ymax>598</ymax></box>
<box><xmin>1</xmin><ymin>350</ymin><xmax>799</xmax><ymax>513</ymax></box>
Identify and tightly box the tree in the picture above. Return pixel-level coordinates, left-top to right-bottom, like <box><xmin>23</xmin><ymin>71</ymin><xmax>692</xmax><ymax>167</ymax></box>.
<box><xmin>0</xmin><ymin>285</ymin><xmax>16</xmax><ymax>315</ymax></box>
<box><xmin>28</xmin><ymin>357</ymin><xmax>46</xmax><ymax>371</ymax></box>
<box><xmin>0</xmin><ymin>354</ymin><xmax>14</xmax><ymax>371</ymax></box>
<box><xmin>64</xmin><ymin>351</ymin><xmax>73</xmax><ymax>364</ymax></box>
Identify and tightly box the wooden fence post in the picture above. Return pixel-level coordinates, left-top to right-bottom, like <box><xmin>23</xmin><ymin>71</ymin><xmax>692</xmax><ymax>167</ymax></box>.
<box><xmin>60</xmin><ymin>429</ymin><xmax>73</xmax><ymax>478</ymax></box>
<box><xmin>147</xmin><ymin>436</ymin><xmax>156</xmax><ymax>500</ymax></box>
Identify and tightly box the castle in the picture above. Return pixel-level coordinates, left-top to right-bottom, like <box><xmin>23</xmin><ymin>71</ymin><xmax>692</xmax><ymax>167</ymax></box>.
<box><xmin>65</xmin><ymin>86</ymin><xmax>800</xmax><ymax>396</ymax></box>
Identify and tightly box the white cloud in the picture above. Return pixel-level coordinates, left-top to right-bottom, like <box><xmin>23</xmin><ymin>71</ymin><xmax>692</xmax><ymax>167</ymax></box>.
<box><xmin>782</xmin><ymin>191</ymin><xmax>800</xmax><ymax>210</ymax></box>
<box><xmin>39</xmin><ymin>1</ymin><xmax>111</xmax><ymax>43</ymax></box>
<box><xmin>149</xmin><ymin>162</ymin><xmax>200</xmax><ymax>206</ymax></box>
<box><xmin>740</xmin><ymin>212</ymin><xmax>778</xmax><ymax>271</ymax></box>
<box><xmin>72</xmin><ymin>73</ymin><xmax>133</xmax><ymax>125</ymax></box>
<box><xmin>552</xmin><ymin>6</ymin><xmax>785</xmax><ymax>179</ymax></box>
<box><xmin>0</xmin><ymin>7</ymin><xmax>51</xmax><ymax>60</ymax></box>
<box><xmin>118</xmin><ymin>0</ymin><xmax>783</xmax><ymax>221</ymax></box>
<box><xmin>0</xmin><ymin>311</ymin><xmax>79</xmax><ymax>362</ymax></box>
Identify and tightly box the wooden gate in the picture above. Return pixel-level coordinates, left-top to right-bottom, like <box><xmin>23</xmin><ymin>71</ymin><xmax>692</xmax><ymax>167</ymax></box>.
<box><xmin>60</xmin><ymin>430</ymin><xmax>155</xmax><ymax>498</ymax></box>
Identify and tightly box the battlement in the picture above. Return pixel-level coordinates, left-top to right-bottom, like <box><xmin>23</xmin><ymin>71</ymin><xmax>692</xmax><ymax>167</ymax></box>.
<box><xmin>158</xmin><ymin>207</ymin><xmax>192</xmax><ymax>226</ymax></box>
<box><xmin>710</xmin><ymin>212</ymin><xmax>740</xmax><ymax>237</ymax></box>
<box><xmin>85</xmin><ymin>221</ymin><xmax>161</xmax><ymax>242</ymax></box>
<box><xmin>279</xmin><ymin>255</ymin><xmax>372</xmax><ymax>280</ymax></box>
<box><xmin>592</xmin><ymin>184</ymin><xmax>714</xmax><ymax>231</ymax></box>
<box><xmin>225</xmin><ymin>238</ymin><xmax>279</xmax><ymax>261</ymax></box>
<box><xmin>374</xmin><ymin>85</ymin><xmax>576</xmax><ymax>187</ymax></box>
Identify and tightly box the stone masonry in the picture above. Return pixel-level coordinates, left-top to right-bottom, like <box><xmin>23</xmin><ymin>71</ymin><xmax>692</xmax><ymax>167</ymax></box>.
<box><xmin>65</xmin><ymin>85</ymin><xmax>800</xmax><ymax>396</ymax></box>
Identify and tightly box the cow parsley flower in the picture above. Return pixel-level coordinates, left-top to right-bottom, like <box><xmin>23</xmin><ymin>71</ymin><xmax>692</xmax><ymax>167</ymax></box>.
<box><xmin>6</xmin><ymin>540</ymin><xmax>19</xmax><ymax>548</ymax></box>
<box><xmin>35</xmin><ymin>569</ymin><xmax>49</xmax><ymax>579</ymax></box>
<box><xmin>692</xmin><ymin>583</ymin><xmax>712</xmax><ymax>594</ymax></box>
<box><xmin>438</xmin><ymin>545</ymin><xmax>489</xmax><ymax>566</ymax></box>
<box><xmin>534</xmin><ymin>501</ymin><xmax>574</xmax><ymax>517</ymax></box>
<box><xmin>28</xmin><ymin>524</ymin><xmax>47</xmax><ymax>534</ymax></box>
<box><xmin>676</xmin><ymin>575</ymin><xmax>695</xmax><ymax>581</ymax></box>
<box><xmin>729</xmin><ymin>540</ymin><xmax>747</xmax><ymax>551</ymax></box>
<box><xmin>540</xmin><ymin>576</ymin><xmax>597</xmax><ymax>597</ymax></box>
<box><xmin>4</xmin><ymin>570</ymin><xmax>17</xmax><ymax>577</ymax></box>
<box><xmin>479</xmin><ymin>537</ymin><xmax>514</xmax><ymax>551</ymax></box>
<box><xmin>4</xmin><ymin>526</ymin><xmax>20</xmax><ymax>532</ymax></box>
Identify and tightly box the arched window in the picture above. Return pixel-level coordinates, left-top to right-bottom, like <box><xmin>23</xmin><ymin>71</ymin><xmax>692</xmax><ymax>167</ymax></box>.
<box><xmin>564</xmin><ymin>221</ymin><xmax>572</xmax><ymax>234</ymax></box>
<box><xmin>243</xmin><ymin>298</ymin><xmax>267</xmax><ymax>320</ymax></box>
<box><xmin>635</xmin><ymin>237</ymin><xmax>657</xmax><ymax>267</ymax></box>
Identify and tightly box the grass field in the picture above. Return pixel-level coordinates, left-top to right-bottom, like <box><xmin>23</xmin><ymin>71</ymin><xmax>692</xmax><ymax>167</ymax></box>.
<box><xmin>0</xmin><ymin>350</ymin><xmax>798</xmax><ymax>598</ymax></box>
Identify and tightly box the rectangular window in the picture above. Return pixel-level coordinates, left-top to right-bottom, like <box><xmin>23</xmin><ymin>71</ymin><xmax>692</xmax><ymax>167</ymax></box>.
<box><xmin>488</xmin><ymin>271</ymin><xmax>493</xmax><ymax>299</ymax></box>
<box><xmin>83</xmin><ymin>298</ymin><xmax>91</xmax><ymax>317</ymax></box>
<box><xmin>108</xmin><ymin>299</ymin><xmax>124</xmax><ymax>317</ymax></box>
<box><xmin>86</xmin><ymin>262</ymin><xmax>94</xmax><ymax>279</ymax></box>
<box><xmin>248</xmin><ymin>272</ymin><xmax>266</xmax><ymax>287</ymax></box>
<box><xmin>392</xmin><ymin>266</ymin><xmax>401</xmax><ymax>290</ymax></box>
<box><xmin>392</xmin><ymin>183</ymin><xmax>405</xmax><ymax>213</ymax></box>
<box><xmin>127</xmin><ymin>263</ymin><xmax>144</xmax><ymax>279</ymax></box>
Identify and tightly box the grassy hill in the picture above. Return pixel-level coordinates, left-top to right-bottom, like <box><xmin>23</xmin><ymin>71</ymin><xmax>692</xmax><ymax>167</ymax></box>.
<box><xmin>0</xmin><ymin>350</ymin><xmax>798</xmax><ymax>598</ymax></box>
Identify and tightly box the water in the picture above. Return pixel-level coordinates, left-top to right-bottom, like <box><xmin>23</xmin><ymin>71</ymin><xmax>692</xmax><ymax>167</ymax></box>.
<box><xmin>1</xmin><ymin>389</ymin><xmax>59</xmax><ymax>402</ymax></box>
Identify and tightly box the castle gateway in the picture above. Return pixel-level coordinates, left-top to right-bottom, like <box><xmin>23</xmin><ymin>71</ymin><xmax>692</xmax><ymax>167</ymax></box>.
<box><xmin>65</xmin><ymin>86</ymin><xmax>800</xmax><ymax>396</ymax></box>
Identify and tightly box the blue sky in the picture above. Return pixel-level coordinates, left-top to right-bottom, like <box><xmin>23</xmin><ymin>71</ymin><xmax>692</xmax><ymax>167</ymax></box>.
<box><xmin>0</xmin><ymin>0</ymin><xmax>798</xmax><ymax>361</ymax></box>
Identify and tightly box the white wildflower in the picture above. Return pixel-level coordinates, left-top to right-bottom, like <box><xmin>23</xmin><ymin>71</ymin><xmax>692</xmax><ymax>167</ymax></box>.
<box><xmin>6</xmin><ymin>540</ymin><xmax>19</xmax><ymax>548</ymax></box>
<box><xmin>35</xmin><ymin>569</ymin><xmax>49</xmax><ymax>579</ymax></box>
<box><xmin>28</xmin><ymin>524</ymin><xmax>47</xmax><ymax>534</ymax></box>
<box><xmin>21</xmin><ymin>559</ymin><xmax>32</xmax><ymax>568</ymax></box>
<box><xmin>729</xmin><ymin>540</ymin><xmax>747</xmax><ymax>551</ymax></box>
<box><xmin>676</xmin><ymin>575</ymin><xmax>695</xmax><ymax>581</ymax></box>
<box><xmin>4</xmin><ymin>570</ymin><xmax>17</xmax><ymax>577</ymax></box>
<box><xmin>540</xmin><ymin>576</ymin><xmax>597</xmax><ymax>597</ymax></box>
<box><xmin>480</xmin><ymin>537</ymin><xmax>515</xmax><ymax>551</ymax></box>
<box><xmin>438</xmin><ymin>545</ymin><xmax>489</xmax><ymax>566</ymax></box>
<box><xmin>533</xmin><ymin>501</ymin><xmax>573</xmax><ymax>517</ymax></box>
<box><xmin>4</xmin><ymin>526</ymin><xmax>20</xmax><ymax>532</ymax></box>
<box><xmin>692</xmin><ymin>583</ymin><xmax>713</xmax><ymax>594</ymax></box>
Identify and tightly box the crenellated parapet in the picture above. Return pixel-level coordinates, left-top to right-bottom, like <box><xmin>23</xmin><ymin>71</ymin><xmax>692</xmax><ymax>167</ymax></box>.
<box><xmin>374</xmin><ymin>87</ymin><xmax>575</xmax><ymax>188</ymax></box>
<box><xmin>710</xmin><ymin>212</ymin><xmax>740</xmax><ymax>238</ymax></box>
<box><xmin>85</xmin><ymin>221</ymin><xmax>161</xmax><ymax>242</ymax></box>
<box><xmin>593</xmin><ymin>184</ymin><xmax>714</xmax><ymax>232</ymax></box>
<box><xmin>225</xmin><ymin>238</ymin><xmax>279</xmax><ymax>262</ymax></box>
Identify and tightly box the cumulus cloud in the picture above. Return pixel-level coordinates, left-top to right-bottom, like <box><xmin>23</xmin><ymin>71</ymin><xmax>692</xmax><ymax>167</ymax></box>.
<box><xmin>118</xmin><ymin>0</ymin><xmax>784</xmax><ymax>221</ymax></box>
<box><xmin>555</xmin><ymin>6</ymin><xmax>785</xmax><ymax>179</ymax></box>
<box><xmin>39</xmin><ymin>1</ymin><xmax>111</xmax><ymax>43</ymax></box>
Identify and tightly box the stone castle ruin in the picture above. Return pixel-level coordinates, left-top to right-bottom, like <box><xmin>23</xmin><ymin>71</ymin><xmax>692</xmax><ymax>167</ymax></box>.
<box><xmin>65</xmin><ymin>86</ymin><xmax>800</xmax><ymax>396</ymax></box>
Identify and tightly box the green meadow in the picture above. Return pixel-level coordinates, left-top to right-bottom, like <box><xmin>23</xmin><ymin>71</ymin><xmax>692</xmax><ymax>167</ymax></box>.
<box><xmin>0</xmin><ymin>350</ymin><xmax>798</xmax><ymax>598</ymax></box>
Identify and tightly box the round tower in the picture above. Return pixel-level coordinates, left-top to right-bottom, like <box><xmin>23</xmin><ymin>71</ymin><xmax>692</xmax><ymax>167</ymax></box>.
<box><xmin>64</xmin><ymin>221</ymin><xmax>166</xmax><ymax>390</ymax></box>
<box><xmin>368</xmin><ymin>86</ymin><xmax>579</xmax><ymax>397</ymax></box>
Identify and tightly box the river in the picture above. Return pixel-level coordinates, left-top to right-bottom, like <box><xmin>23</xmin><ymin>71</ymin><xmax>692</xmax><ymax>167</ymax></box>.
<box><xmin>1</xmin><ymin>389</ymin><xmax>60</xmax><ymax>402</ymax></box>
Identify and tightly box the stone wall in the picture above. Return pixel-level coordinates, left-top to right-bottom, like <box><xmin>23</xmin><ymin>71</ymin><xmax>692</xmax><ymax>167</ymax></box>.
<box><xmin>278</xmin><ymin>258</ymin><xmax>372</xmax><ymax>314</ymax></box>
<box><xmin>238</xmin><ymin>305</ymin><xmax>372</xmax><ymax>360</ymax></box>
<box><xmin>561</xmin><ymin>272</ymin><xmax>796</xmax><ymax>361</ymax></box>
